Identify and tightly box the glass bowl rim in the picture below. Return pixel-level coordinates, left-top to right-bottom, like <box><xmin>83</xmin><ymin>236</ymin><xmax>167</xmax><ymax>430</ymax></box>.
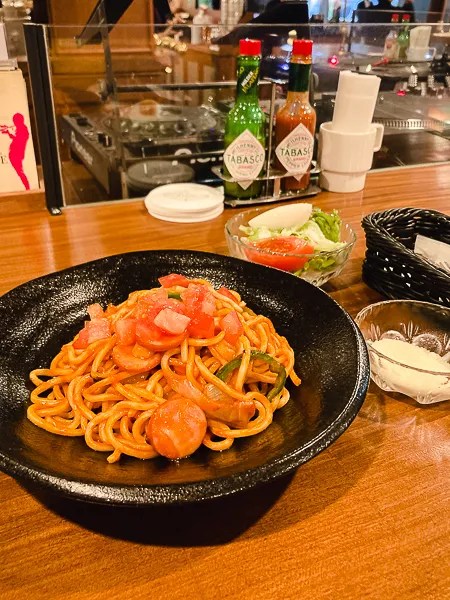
<box><xmin>355</xmin><ymin>299</ymin><xmax>450</xmax><ymax>377</ymax></box>
<box><xmin>224</xmin><ymin>208</ymin><xmax>357</xmax><ymax>260</ymax></box>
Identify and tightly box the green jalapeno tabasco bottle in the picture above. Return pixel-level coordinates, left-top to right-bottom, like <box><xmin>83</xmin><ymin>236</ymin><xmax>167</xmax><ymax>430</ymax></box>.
<box><xmin>223</xmin><ymin>39</ymin><xmax>266</xmax><ymax>199</ymax></box>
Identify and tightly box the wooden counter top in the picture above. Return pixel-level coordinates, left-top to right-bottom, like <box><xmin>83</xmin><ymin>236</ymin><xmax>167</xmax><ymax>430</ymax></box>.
<box><xmin>1</xmin><ymin>165</ymin><xmax>450</xmax><ymax>600</ymax></box>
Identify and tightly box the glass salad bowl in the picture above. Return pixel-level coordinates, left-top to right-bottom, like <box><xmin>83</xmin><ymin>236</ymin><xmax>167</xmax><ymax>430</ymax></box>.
<box><xmin>225</xmin><ymin>205</ymin><xmax>356</xmax><ymax>287</ymax></box>
<box><xmin>355</xmin><ymin>300</ymin><xmax>450</xmax><ymax>404</ymax></box>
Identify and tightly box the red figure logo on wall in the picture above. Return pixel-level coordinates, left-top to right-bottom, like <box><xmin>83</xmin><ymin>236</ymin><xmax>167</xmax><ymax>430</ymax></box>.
<box><xmin>0</xmin><ymin>113</ymin><xmax>30</xmax><ymax>190</ymax></box>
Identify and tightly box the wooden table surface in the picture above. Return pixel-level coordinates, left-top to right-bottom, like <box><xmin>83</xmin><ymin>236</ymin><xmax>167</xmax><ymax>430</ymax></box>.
<box><xmin>1</xmin><ymin>165</ymin><xmax>450</xmax><ymax>600</ymax></box>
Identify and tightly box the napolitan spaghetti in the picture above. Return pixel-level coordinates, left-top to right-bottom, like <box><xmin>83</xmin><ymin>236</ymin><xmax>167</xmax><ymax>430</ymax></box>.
<box><xmin>28</xmin><ymin>274</ymin><xmax>300</xmax><ymax>462</ymax></box>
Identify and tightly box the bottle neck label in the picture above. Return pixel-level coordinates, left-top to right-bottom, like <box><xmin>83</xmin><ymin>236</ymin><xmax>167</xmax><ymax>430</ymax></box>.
<box><xmin>224</xmin><ymin>129</ymin><xmax>265</xmax><ymax>189</ymax></box>
<box><xmin>237</xmin><ymin>64</ymin><xmax>260</xmax><ymax>98</ymax></box>
<box><xmin>275</xmin><ymin>123</ymin><xmax>314</xmax><ymax>180</ymax></box>
<box><xmin>288</xmin><ymin>62</ymin><xmax>311</xmax><ymax>93</ymax></box>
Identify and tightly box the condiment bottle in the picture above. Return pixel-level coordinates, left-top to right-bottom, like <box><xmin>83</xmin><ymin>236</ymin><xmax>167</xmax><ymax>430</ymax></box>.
<box><xmin>274</xmin><ymin>39</ymin><xmax>316</xmax><ymax>193</ymax></box>
<box><xmin>397</xmin><ymin>14</ymin><xmax>411</xmax><ymax>60</ymax></box>
<box><xmin>384</xmin><ymin>14</ymin><xmax>400</xmax><ymax>60</ymax></box>
<box><xmin>191</xmin><ymin>4</ymin><xmax>213</xmax><ymax>45</ymax></box>
<box><xmin>223</xmin><ymin>39</ymin><xmax>266</xmax><ymax>199</ymax></box>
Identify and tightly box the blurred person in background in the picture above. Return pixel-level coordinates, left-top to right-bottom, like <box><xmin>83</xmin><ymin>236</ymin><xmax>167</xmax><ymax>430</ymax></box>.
<box><xmin>217</xmin><ymin>0</ymin><xmax>310</xmax><ymax>45</ymax></box>
<box><xmin>330</xmin><ymin>0</ymin><xmax>341</xmax><ymax>22</ymax></box>
<box><xmin>371</xmin><ymin>0</ymin><xmax>396</xmax><ymax>22</ymax></box>
<box><xmin>353</xmin><ymin>0</ymin><xmax>374</xmax><ymax>23</ymax></box>
<box><xmin>401</xmin><ymin>0</ymin><xmax>416</xmax><ymax>22</ymax></box>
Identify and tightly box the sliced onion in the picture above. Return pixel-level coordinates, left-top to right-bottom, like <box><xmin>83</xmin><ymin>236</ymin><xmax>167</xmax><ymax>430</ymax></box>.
<box><xmin>122</xmin><ymin>371</ymin><xmax>150</xmax><ymax>385</ymax></box>
<box><xmin>204</xmin><ymin>383</ymin><xmax>233</xmax><ymax>403</ymax></box>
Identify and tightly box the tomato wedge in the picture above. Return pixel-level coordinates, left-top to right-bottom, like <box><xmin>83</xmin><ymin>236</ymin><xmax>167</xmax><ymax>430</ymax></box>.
<box><xmin>115</xmin><ymin>319</ymin><xmax>136</xmax><ymax>346</ymax></box>
<box><xmin>158</xmin><ymin>274</ymin><xmax>190</xmax><ymax>288</ymax></box>
<box><xmin>245</xmin><ymin>237</ymin><xmax>315</xmax><ymax>272</ymax></box>
<box><xmin>154</xmin><ymin>309</ymin><xmax>191</xmax><ymax>335</ymax></box>
<box><xmin>220</xmin><ymin>311</ymin><xmax>244</xmax><ymax>346</ymax></box>
<box><xmin>112</xmin><ymin>345</ymin><xmax>161</xmax><ymax>372</ymax></box>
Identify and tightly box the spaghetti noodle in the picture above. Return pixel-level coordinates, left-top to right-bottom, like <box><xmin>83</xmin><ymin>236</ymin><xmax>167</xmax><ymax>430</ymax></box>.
<box><xmin>28</xmin><ymin>275</ymin><xmax>300</xmax><ymax>462</ymax></box>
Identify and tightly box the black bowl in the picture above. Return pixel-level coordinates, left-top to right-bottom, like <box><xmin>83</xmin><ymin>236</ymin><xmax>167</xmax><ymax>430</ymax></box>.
<box><xmin>0</xmin><ymin>250</ymin><xmax>369</xmax><ymax>505</ymax></box>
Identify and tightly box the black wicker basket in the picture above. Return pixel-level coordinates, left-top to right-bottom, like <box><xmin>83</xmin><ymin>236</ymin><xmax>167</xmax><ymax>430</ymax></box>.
<box><xmin>362</xmin><ymin>207</ymin><xmax>450</xmax><ymax>308</ymax></box>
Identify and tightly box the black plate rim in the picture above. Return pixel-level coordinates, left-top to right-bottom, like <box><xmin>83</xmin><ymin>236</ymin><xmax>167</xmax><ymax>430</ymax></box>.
<box><xmin>0</xmin><ymin>250</ymin><xmax>370</xmax><ymax>506</ymax></box>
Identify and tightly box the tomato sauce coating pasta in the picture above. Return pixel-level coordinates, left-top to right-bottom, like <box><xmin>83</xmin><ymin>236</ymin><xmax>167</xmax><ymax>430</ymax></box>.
<box><xmin>28</xmin><ymin>275</ymin><xmax>301</xmax><ymax>462</ymax></box>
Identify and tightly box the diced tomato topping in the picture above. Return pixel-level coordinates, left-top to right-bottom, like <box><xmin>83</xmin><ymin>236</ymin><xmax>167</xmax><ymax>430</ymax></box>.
<box><xmin>182</xmin><ymin>283</ymin><xmax>216</xmax><ymax>338</ymax></box>
<box><xmin>217</xmin><ymin>287</ymin><xmax>237</xmax><ymax>302</ymax></box>
<box><xmin>189</xmin><ymin>313</ymin><xmax>215</xmax><ymax>339</ymax></box>
<box><xmin>183</xmin><ymin>284</ymin><xmax>214</xmax><ymax>315</ymax></box>
<box><xmin>161</xmin><ymin>298</ymin><xmax>186</xmax><ymax>314</ymax></box>
<box><xmin>136</xmin><ymin>318</ymin><xmax>162</xmax><ymax>343</ymax></box>
<box><xmin>136</xmin><ymin>295</ymin><xmax>185</xmax><ymax>320</ymax></box>
<box><xmin>158</xmin><ymin>274</ymin><xmax>190</xmax><ymax>288</ymax></box>
<box><xmin>219</xmin><ymin>311</ymin><xmax>244</xmax><ymax>346</ymax></box>
<box><xmin>115</xmin><ymin>318</ymin><xmax>136</xmax><ymax>346</ymax></box>
<box><xmin>202</xmin><ymin>295</ymin><xmax>216</xmax><ymax>316</ymax></box>
<box><xmin>86</xmin><ymin>318</ymin><xmax>111</xmax><ymax>344</ymax></box>
<box><xmin>245</xmin><ymin>237</ymin><xmax>315</xmax><ymax>272</ymax></box>
<box><xmin>112</xmin><ymin>345</ymin><xmax>161</xmax><ymax>372</ymax></box>
<box><xmin>153</xmin><ymin>309</ymin><xmax>191</xmax><ymax>336</ymax></box>
<box><xmin>136</xmin><ymin>318</ymin><xmax>187</xmax><ymax>351</ymax></box>
<box><xmin>147</xmin><ymin>397</ymin><xmax>207</xmax><ymax>459</ymax></box>
<box><xmin>74</xmin><ymin>318</ymin><xmax>111</xmax><ymax>349</ymax></box>
<box><xmin>139</xmin><ymin>288</ymin><xmax>168</xmax><ymax>304</ymax></box>
<box><xmin>88</xmin><ymin>303</ymin><xmax>104</xmax><ymax>320</ymax></box>
<box><xmin>73</xmin><ymin>327</ymin><xmax>89</xmax><ymax>349</ymax></box>
<box><xmin>135</xmin><ymin>299</ymin><xmax>154</xmax><ymax>320</ymax></box>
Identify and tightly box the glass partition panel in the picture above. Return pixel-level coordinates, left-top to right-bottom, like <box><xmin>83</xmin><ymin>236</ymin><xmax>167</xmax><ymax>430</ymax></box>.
<box><xmin>31</xmin><ymin>19</ymin><xmax>450</xmax><ymax>208</ymax></box>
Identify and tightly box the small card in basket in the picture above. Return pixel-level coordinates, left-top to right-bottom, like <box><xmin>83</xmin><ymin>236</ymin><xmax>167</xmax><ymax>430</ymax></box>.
<box><xmin>414</xmin><ymin>234</ymin><xmax>450</xmax><ymax>275</ymax></box>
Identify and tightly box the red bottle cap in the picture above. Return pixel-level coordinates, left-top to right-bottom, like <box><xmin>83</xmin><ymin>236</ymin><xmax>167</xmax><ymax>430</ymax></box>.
<box><xmin>392</xmin><ymin>13</ymin><xmax>399</xmax><ymax>21</ymax></box>
<box><xmin>402</xmin><ymin>14</ymin><xmax>410</xmax><ymax>21</ymax></box>
<box><xmin>239</xmin><ymin>39</ymin><xmax>262</xmax><ymax>56</ymax></box>
<box><xmin>292</xmin><ymin>39</ymin><xmax>313</xmax><ymax>56</ymax></box>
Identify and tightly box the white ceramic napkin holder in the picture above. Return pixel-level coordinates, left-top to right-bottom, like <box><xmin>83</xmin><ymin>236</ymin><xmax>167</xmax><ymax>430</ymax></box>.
<box><xmin>318</xmin><ymin>122</ymin><xmax>384</xmax><ymax>193</ymax></box>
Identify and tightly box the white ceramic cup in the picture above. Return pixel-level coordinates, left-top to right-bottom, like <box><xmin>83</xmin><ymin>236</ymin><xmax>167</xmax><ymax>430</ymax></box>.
<box><xmin>406</xmin><ymin>47</ymin><xmax>436</xmax><ymax>62</ymax></box>
<box><xmin>318</xmin><ymin>121</ymin><xmax>384</xmax><ymax>193</ymax></box>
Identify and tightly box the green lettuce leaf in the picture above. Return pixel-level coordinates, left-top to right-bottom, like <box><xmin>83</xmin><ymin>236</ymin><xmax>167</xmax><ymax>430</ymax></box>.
<box><xmin>239</xmin><ymin>225</ymin><xmax>278</xmax><ymax>241</ymax></box>
<box><xmin>310</xmin><ymin>208</ymin><xmax>341</xmax><ymax>243</ymax></box>
<box><xmin>293</xmin><ymin>255</ymin><xmax>337</xmax><ymax>276</ymax></box>
<box><xmin>292</xmin><ymin>222</ymin><xmax>343</xmax><ymax>252</ymax></box>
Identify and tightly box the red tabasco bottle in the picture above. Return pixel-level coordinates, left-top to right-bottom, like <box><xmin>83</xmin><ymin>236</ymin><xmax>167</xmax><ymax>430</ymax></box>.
<box><xmin>275</xmin><ymin>39</ymin><xmax>316</xmax><ymax>193</ymax></box>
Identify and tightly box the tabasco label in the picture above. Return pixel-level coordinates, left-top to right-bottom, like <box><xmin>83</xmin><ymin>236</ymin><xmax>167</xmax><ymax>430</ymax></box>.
<box><xmin>238</xmin><ymin>65</ymin><xmax>259</xmax><ymax>96</ymax></box>
<box><xmin>275</xmin><ymin>123</ymin><xmax>314</xmax><ymax>181</ymax></box>
<box><xmin>224</xmin><ymin>129</ymin><xmax>265</xmax><ymax>190</ymax></box>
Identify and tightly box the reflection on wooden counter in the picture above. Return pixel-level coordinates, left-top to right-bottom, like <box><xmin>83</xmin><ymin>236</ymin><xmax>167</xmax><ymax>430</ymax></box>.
<box><xmin>1</xmin><ymin>164</ymin><xmax>450</xmax><ymax>600</ymax></box>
